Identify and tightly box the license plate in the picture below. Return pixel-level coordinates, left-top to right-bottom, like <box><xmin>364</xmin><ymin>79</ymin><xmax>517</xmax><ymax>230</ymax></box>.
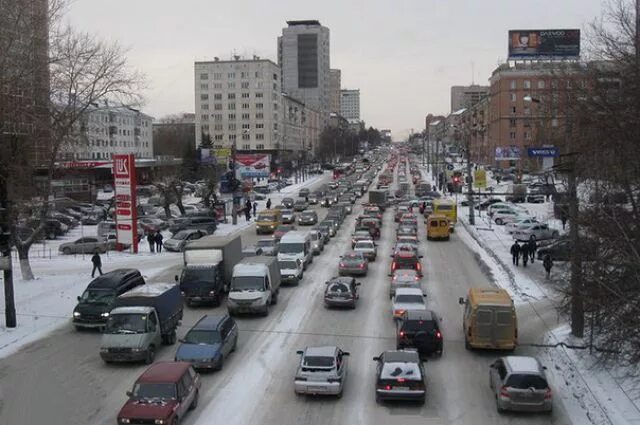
<box><xmin>392</xmin><ymin>386</ymin><xmax>409</xmax><ymax>391</ymax></box>
<box><xmin>192</xmin><ymin>297</ymin><xmax>202</xmax><ymax>301</ymax></box>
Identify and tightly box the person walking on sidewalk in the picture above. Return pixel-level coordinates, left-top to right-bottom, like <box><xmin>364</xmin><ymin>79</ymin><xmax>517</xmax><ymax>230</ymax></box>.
<box><xmin>543</xmin><ymin>254</ymin><xmax>554</xmax><ymax>278</ymax></box>
<box><xmin>528</xmin><ymin>239</ymin><xmax>537</xmax><ymax>263</ymax></box>
<box><xmin>147</xmin><ymin>232</ymin><xmax>155</xmax><ymax>253</ymax></box>
<box><xmin>521</xmin><ymin>243</ymin><xmax>529</xmax><ymax>267</ymax></box>
<box><xmin>91</xmin><ymin>250</ymin><xmax>103</xmax><ymax>278</ymax></box>
<box><xmin>510</xmin><ymin>242</ymin><xmax>521</xmax><ymax>266</ymax></box>
<box><xmin>245</xmin><ymin>199</ymin><xmax>252</xmax><ymax>221</ymax></box>
<box><xmin>266</xmin><ymin>198</ymin><xmax>272</xmax><ymax>209</ymax></box>
<box><xmin>252</xmin><ymin>201</ymin><xmax>257</xmax><ymax>217</ymax></box>
<box><xmin>561</xmin><ymin>210</ymin><xmax>568</xmax><ymax>230</ymax></box>
<box><xmin>155</xmin><ymin>231</ymin><xmax>163</xmax><ymax>253</ymax></box>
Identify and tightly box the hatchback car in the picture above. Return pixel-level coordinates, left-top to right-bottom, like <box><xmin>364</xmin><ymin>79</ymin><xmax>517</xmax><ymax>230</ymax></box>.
<box><xmin>309</xmin><ymin>230</ymin><xmax>325</xmax><ymax>254</ymax></box>
<box><xmin>273</xmin><ymin>224</ymin><xmax>295</xmax><ymax>241</ymax></box>
<box><xmin>163</xmin><ymin>229</ymin><xmax>208</xmax><ymax>252</ymax></box>
<box><xmin>281</xmin><ymin>209</ymin><xmax>296</xmax><ymax>224</ymax></box>
<box><xmin>373</xmin><ymin>350</ymin><xmax>426</xmax><ymax>404</ymax></box>
<box><xmin>312</xmin><ymin>224</ymin><xmax>331</xmax><ymax>243</ymax></box>
<box><xmin>117</xmin><ymin>362</ymin><xmax>201</xmax><ymax>425</ymax></box>
<box><xmin>353</xmin><ymin>240</ymin><xmax>377</xmax><ymax>261</ymax></box>
<box><xmin>282</xmin><ymin>197</ymin><xmax>294</xmax><ymax>209</ymax></box>
<box><xmin>352</xmin><ymin>230</ymin><xmax>373</xmax><ymax>248</ymax></box>
<box><xmin>321</xmin><ymin>219</ymin><xmax>339</xmax><ymax>235</ymax></box>
<box><xmin>175</xmin><ymin>315</ymin><xmax>238</xmax><ymax>371</ymax></box>
<box><xmin>390</xmin><ymin>269</ymin><xmax>421</xmax><ymax>298</ymax></box>
<box><xmin>294</xmin><ymin>346</ymin><xmax>350</xmax><ymax>397</ymax></box>
<box><xmin>256</xmin><ymin>238</ymin><xmax>279</xmax><ymax>256</ymax></box>
<box><xmin>489</xmin><ymin>356</ymin><xmax>552</xmax><ymax>413</ymax></box>
<box><xmin>59</xmin><ymin>237</ymin><xmax>107</xmax><ymax>255</ymax></box>
<box><xmin>339</xmin><ymin>251</ymin><xmax>368</xmax><ymax>276</ymax></box>
<box><xmin>324</xmin><ymin>276</ymin><xmax>360</xmax><ymax>309</ymax></box>
<box><xmin>294</xmin><ymin>199</ymin><xmax>309</xmax><ymax>212</ymax></box>
<box><xmin>308</xmin><ymin>192</ymin><xmax>320</xmax><ymax>205</ymax></box>
<box><xmin>397</xmin><ymin>310</ymin><xmax>443</xmax><ymax>357</ymax></box>
<box><xmin>392</xmin><ymin>287</ymin><xmax>427</xmax><ymax>320</ymax></box>
<box><xmin>513</xmin><ymin>223</ymin><xmax>560</xmax><ymax>241</ymax></box>
<box><xmin>297</xmin><ymin>210</ymin><xmax>318</xmax><ymax>225</ymax></box>
<box><xmin>390</xmin><ymin>251</ymin><xmax>423</xmax><ymax>276</ymax></box>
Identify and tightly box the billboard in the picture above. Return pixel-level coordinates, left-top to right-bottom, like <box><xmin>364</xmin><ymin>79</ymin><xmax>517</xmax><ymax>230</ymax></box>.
<box><xmin>235</xmin><ymin>153</ymin><xmax>270</xmax><ymax>178</ymax></box>
<box><xmin>508</xmin><ymin>29</ymin><xmax>580</xmax><ymax>59</ymax></box>
<box><xmin>528</xmin><ymin>147</ymin><xmax>559</xmax><ymax>157</ymax></box>
<box><xmin>113</xmin><ymin>154</ymin><xmax>138</xmax><ymax>252</ymax></box>
<box><xmin>495</xmin><ymin>146</ymin><xmax>521</xmax><ymax>161</ymax></box>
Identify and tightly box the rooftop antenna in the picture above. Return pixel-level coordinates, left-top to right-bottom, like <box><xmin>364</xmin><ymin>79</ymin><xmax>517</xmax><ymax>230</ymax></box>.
<box><xmin>471</xmin><ymin>61</ymin><xmax>475</xmax><ymax>85</ymax></box>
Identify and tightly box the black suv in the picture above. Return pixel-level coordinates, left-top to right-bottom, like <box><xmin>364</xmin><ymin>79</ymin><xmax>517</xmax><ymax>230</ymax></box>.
<box><xmin>396</xmin><ymin>310</ymin><xmax>443</xmax><ymax>357</ymax></box>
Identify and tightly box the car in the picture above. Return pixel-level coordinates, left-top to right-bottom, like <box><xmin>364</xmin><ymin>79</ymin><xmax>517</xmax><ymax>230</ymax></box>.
<box><xmin>489</xmin><ymin>356</ymin><xmax>553</xmax><ymax>413</ymax></box>
<box><xmin>321</xmin><ymin>219</ymin><xmax>339</xmax><ymax>236</ymax></box>
<box><xmin>312</xmin><ymin>224</ymin><xmax>331</xmax><ymax>243</ymax></box>
<box><xmin>493</xmin><ymin>210</ymin><xmax>531</xmax><ymax>225</ymax></box>
<box><xmin>373</xmin><ymin>350</ymin><xmax>426</xmax><ymax>404</ymax></box>
<box><xmin>353</xmin><ymin>239</ymin><xmax>377</xmax><ymax>261</ymax></box>
<box><xmin>163</xmin><ymin>229</ymin><xmax>208</xmax><ymax>252</ymax></box>
<box><xmin>297</xmin><ymin>210</ymin><xmax>318</xmax><ymax>225</ymax></box>
<box><xmin>294</xmin><ymin>346</ymin><xmax>350</xmax><ymax>397</ymax></box>
<box><xmin>138</xmin><ymin>217</ymin><xmax>168</xmax><ymax>232</ymax></box>
<box><xmin>279</xmin><ymin>258</ymin><xmax>304</xmax><ymax>285</ymax></box>
<box><xmin>273</xmin><ymin>224</ymin><xmax>295</xmax><ymax>241</ymax></box>
<box><xmin>392</xmin><ymin>287</ymin><xmax>427</xmax><ymax>320</ymax></box>
<box><xmin>281</xmin><ymin>209</ymin><xmax>296</xmax><ymax>224</ymax></box>
<box><xmin>358</xmin><ymin>218</ymin><xmax>381</xmax><ymax>239</ymax></box>
<box><xmin>337</xmin><ymin>201</ymin><xmax>353</xmax><ymax>214</ymax></box>
<box><xmin>282</xmin><ymin>197</ymin><xmax>294</xmax><ymax>209</ymax></box>
<box><xmin>309</xmin><ymin>230</ymin><xmax>325</xmax><ymax>254</ymax></box>
<box><xmin>117</xmin><ymin>362</ymin><xmax>201</xmax><ymax>425</ymax></box>
<box><xmin>513</xmin><ymin>223</ymin><xmax>559</xmax><ymax>241</ymax></box>
<box><xmin>298</xmin><ymin>188</ymin><xmax>310</xmax><ymax>198</ymax></box>
<box><xmin>395</xmin><ymin>205</ymin><xmax>411</xmax><ymax>222</ymax></box>
<box><xmin>293</xmin><ymin>199</ymin><xmax>309</xmax><ymax>212</ymax></box>
<box><xmin>389</xmin><ymin>269</ymin><xmax>421</xmax><ymax>298</ymax></box>
<box><xmin>168</xmin><ymin>216</ymin><xmax>217</xmax><ymax>234</ymax></box>
<box><xmin>396</xmin><ymin>310</ymin><xmax>443</xmax><ymax>357</ymax></box>
<box><xmin>526</xmin><ymin>190</ymin><xmax>546</xmax><ymax>203</ymax></box>
<box><xmin>308</xmin><ymin>192</ymin><xmax>320</xmax><ymax>204</ymax></box>
<box><xmin>505</xmin><ymin>218</ymin><xmax>540</xmax><ymax>234</ymax></box>
<box><xmin>396</xmin><ymin>225</ymin><xmax>418</xmax><ymax>238</ymax></box>
<box><xmin>351</xmin><ymin>230</ymin><xmax>373</xmax><ymax>249</ymax></box>
<box><xmin>242</xmin><ymin>245</ymin><xmax>263</xmax><ymax>257</ymax></box>
<box><xmin>59</xmin><ymin>237</ymin><xmax>108</xmax><ymax>255</ymax></box>
<box><xmin>339</xmin><ymin>251</ymin><xmax>368</xmax><ymax>276</ymax></box>
<box><xmin>174</xmin><ymin>314</ymin><xmax>238</xmax><ymax>371</ymax></box>
<box><xmin>324</xmin><ymin>276</ymin><xmax>360</xmax><ymax>309</ymax></box>
<box><xmin>256</xmin><ymin>238</ymin><xmax>279</xmax><ymax>256</ymax></box>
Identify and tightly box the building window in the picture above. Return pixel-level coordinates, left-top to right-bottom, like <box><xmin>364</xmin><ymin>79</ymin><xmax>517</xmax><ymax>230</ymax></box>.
<box><xmin>228</xmin><ymin>114</ymin><xmax>236</xmax><ymax>120</ymax></box>
<box><xmin>214</xmin><ymin>124</ymin><xmax>223</xmax><ymax>131</ymax></box>
<box><xmin>551</xmin><ymin>118</ymin><xmax>559</xmax><ymax>127</ymax></box>
<box><xmin>256</xmin><ymin>103</ymin><xmax>264</xmax><ymax>109</ymax></box>
<box><xmin>256</xmin><ymin>144</ymin><xmax>265</xmax><ymax>150</ymax></box>
<box><xmin>213</xmin><ymin>114</ymin><xmax>223</xmax><ymax>121</ymax></box>
<box><xmin>201</xmin><ymin>124</ymin><xmax>210</xmax><ymax>131</ymax></box>
<box><xmin>242</xmin><ymin>144</ymin><xmax>250</xmax><ymax>150</ymax></box>
<box><xmin>255</xmin><ymin>71</ymin><xmax>262</xmax><ymax>78</ymax></box>
<box><xmin>255</xmin><ymin>92</ymin><xmax>263</xmax><ymax>98</ymax></box>
<box><xmin>511</xmin><ymin>106</ymin><xmax>516</xmax><ymax>114</ymax></box>
<box><xmin>566</xmin><ymin>80</ymin><xmax>572</xmax><ymax>89</ymax></box>
<box><xmin>510</xmin><ymin>93</ymin><xmax>516</xmax><ymax>102</ymax></box>
<box><xmin>201</xmin><ymin>104</ymin><xmax>209</xmax><ymax>110</ymax></box>
<box><xmin>242</xmin><ymin>123</ymin><xmax>250</xmax><ymax>129</ymax></box>
<box><xmin>228</xmin><ymin>93</ymin><xmax>236</xmax><ymax>100</ymax></box>
<box><xmin>273</xmin><ymin>83</ymin><xmax>278</xmax><ymax>90</ymax></box>
<box><xmin>256</xmin><ymin>133</ymin><xmax>265</xmax><ymax>140</ymax></box>
<box><xmin>241</xmin><ymin>82</ymin><xmax>250</xmax><ymax>89</ymax></box>
<box><xmin>213</xmin><ymin>73</ymin><xmax>222</xmax><ymax>80</ymax></box>
<box><xmin>256</xmin><ymin>82</ymin><xmax>263</xmax><ymax>89</ymax></box>
<box><xmin>242</xmin><ymin>103</ymin><xmax>250</xmax><ymax>109</ymax></box>
<box><xmin>229</xmin><ymin>134</ymin><xmax>236</xmax><ymax>141</ymax></box>
<box><xmin>214</xmin><ymin>103</ymin><xmax>222</xmax><ymax>110</ymax></box>
<box><xmin>228</xmin><ymin>82</ymin><xmax>236</xmax><ymax>89</ymax></box>
<box><xmin>241</xmin><ymin>113</ymin><xmax>250</xmax><ymax>120</ymax></box>
<box><xmin>200</xmin><ymin>84</ymin><xmax>208</xmax><ymax>90</ymax></box>
<box><xmin>241</xmin><ymin>93</ymin><xmax>250</xmax><ymax>98</ymax></box>
<box><xmin>509</xmin><ymin>131</ymin><xmax>516</xmax><ymax>140</ymax></box>
<box><xmin>200</xmin><ymin>73</ymin><xmax>209</xmax><ymax>80</ymax></box>
<box><xmin>551</xmin><ymin>80</ymin><xmax>559</xmax><ymax>89</ymax></box>
<box><xmin>228</xmin><ymin>72</ymin><xmax>235</xmax><ymax>79</ymax></box>
<box><xmin>200</xmin><ymin>94</ymin><xmax>208</xmax><ymax>100</ymax></box>
<box><xmin>201</xmin><ymin>114</ymin><xmax>209</xmax><ymax>120</ymax></box>
<box><xmin>256</xmin><ymin>123</ymin><xmax>264</xmax><ymax>129</ymax></box>
<box><xmin>214</xmin><ymin>94</ymin><xmax>222</xmax><ymax>100</ymax></box>
<box><xmin>524</xmin><ymin>131</ymin><xmax>532</xmax><ymax>140</ymax></box>
<box><xmin>509</xmin><ymin>80</ymin><xmax>516</xmax><ymax>90</ymax></box>
<box><xmin>537</xmin><ymin>80</ymin><xmax>545</xmax><ymax>89</ymax></box>
<box><xmin>228</xmin><ymin>123</ymin><xmax>236</xmax><ymax>131</ymax></box>
<box><xmin>214</xmin><ymin>83</ymin><xmax>222</xmax><ymax>89</ymax></box>
<box><xmin>523</xmin><ymin>119</ymin><xmax>531</xmax><ymax>127</ymax></box>
<box><xmin>256</xmin><ymin>113</ymin><xmax>264</xmax><ymax>119</ymax></box>
<box><xmin>214</xmin><ymin>134</ymin><xmax>223</xmax><ymax>141</ymax></box>
<box><xmin>524</xmin><ymin>107</ymin><xmax>530</xmax><ymax>115</ymax></box>
<box><xmin>228</xmin><ymin>103</ymin><xmax>236</xmax><ymax>110</ymax></box>
<box><xmin>242</xmin><ymin>134</ymin><xmax>250</xmax><ymax>141</ymax></box>
<box><xmin>509</xmin><ymin>119</ymin><xmax>517</xmax><ymax>128</ymax></box>
<box><xmin>524</xmin><ymin>80</ymin><xmax>531</xmax><ymax>89</ymax></box>
<box><xmin>241</xmin><ymin>72</ymin><xmax>248</xmax><ymax>79</ymax></box>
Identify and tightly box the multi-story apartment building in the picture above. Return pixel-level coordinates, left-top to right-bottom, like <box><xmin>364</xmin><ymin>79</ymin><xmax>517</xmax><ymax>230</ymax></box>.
<box><xmin>450</xmin><ymin>85</ymin><xmax>489</xmax><ymax>113</ymax></box>
<box><xmin>329</xmin><ymin>69</ymin><xmax>341</xmax><ymax>113</ymax></box>
<box><xmin>194</xmin><ymin>57</ymin><xmax>281</xmax><ymax>152</ymax></box>
<box><xmin>278</xmin><ymin>20</ymin><xmax>331</xmax><ymax>125</ymax></box>
<box><xmin>340</xmin><ymin>89</ymin><xmax>360</xmax><ymax>120</ymax></box>
<box><xmin>58</xmin><ymin>103</ymin><xmax>153</xmax><ymax>161</ymax></box>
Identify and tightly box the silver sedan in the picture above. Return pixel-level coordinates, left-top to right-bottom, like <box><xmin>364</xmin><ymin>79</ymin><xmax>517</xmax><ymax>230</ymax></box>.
<box><xmin>294</xmin><ymin>346</ymin><xmax>350</xmax><ymax>397</ymax></box>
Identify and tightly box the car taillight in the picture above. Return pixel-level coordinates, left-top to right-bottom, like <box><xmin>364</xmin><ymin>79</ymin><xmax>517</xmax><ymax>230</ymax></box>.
<box><xmin>340</xmin><ymin>262</ymin><xmax>346</xmax><ymax>268</ymax></box>
<box><xmin>392</xmin><ymin>262</ymin><xmax>397</xmax><ymax>270</ymax></box>
<box><xmin>416</xmin><ymin>263</ymin><xmax>422</xmax><ymax>271</ymax></box>
<box><xmin>399</xmin><ymin>331</ymin><xmax>405</xmax><ymax>337</ymax></box>
<box><xmin>359</xmin><ymin>263</ymin><xmax>365</xmax><ymax>269</ymax></box>
<box><xmin>544</xmin><ymin>388</ymin><xmax>552</xmax><ymax>400</ymax></box>
<box><xmin>414</xmin><ymin>276</ymin><xmax>419</xmax><ymax>280</ymax></box>
<box><xmin>436</xmin><ymin>331</ymin><xmax>442</xmax><ymax>339</ymax></box>
<box><xmin>499</xmin><ymin>386</ymin><xmax>510</xmax><ymax>398</ymax></box>
<box><xmin>397</xmin><ymin>378</ymin><xmax>406</xmax><ymax>383</ymax></box>
<box><xmin>327</xmin><ymin>377</ymin><xmax>342</xmax><ymax>383</ymax></box>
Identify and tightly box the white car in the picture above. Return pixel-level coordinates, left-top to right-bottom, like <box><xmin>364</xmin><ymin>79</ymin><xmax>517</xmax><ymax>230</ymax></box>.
<box><xmin>493</xmin><ymin>210</ymin><xmax>531</xmax><ymax>225</ymax></box>
<box><xmin>353</xmin><ymin>240</ymin><xmax>377</xmax><ymax>261</ymax></box>
<box><xmin>513</xmin><ymin>223</ymin><xmax>560</xmax><ymax>241</ymax></box>
<box><xmin>488</xmin><ymin>203</ymin><xmax>528</xmax><ymax>217</ymax></box>
<box><xmin>279</xmin><ymin>258</ymin><xmax>304</xmax><ymax>285</ymax></box>
<box><xmin>392</xmin><ymin>287</ymin><xmax>426</xmax><ymax>320</ymax></box>
<box><xmin>505</xmin><ymin>218</ymin><xmax>540</xmax><ymax>234</ymax></box>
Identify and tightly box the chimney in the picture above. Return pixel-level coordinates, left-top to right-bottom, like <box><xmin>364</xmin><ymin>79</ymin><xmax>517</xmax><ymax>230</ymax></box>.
<box><xmin>214</xmin><ymin>56</ymin><xmax>219</xmax><ymax>61</ymax></box>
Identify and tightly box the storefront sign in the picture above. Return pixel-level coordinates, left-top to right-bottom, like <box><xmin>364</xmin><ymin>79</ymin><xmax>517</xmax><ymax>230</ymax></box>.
<box><xmin>113</xmin><ymin>154</ymin><xmax>138</xmax><ymax>252</ymax></box>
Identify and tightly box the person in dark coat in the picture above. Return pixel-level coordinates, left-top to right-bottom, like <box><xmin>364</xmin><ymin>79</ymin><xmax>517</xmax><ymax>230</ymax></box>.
<box><xmin>529</xmin><ymin>239</ymin><xmax>537</xmax><ymax>263</ymax></box>
<box><xmin>155</xmin><ymin>231</ymin><xmax>163</xmax><ymax>253</ymax></box>
<box><xmin>91</xmin><ymin>251</ymin><xmax>103</xmax><ymax>278</ymax></box>
<box><xmin>253</xmin><ymin>201</ymin><xmax>258</xmax><ymax>217</ymax></box>
<box><xmin>543</xmin><ymin>254</ymin><xmax>554</xmax><ymax>278</ymax></box>
<box><xmin>561</xmin><ymin>210</ymin><xmax>568</xmax><ymax>230</ymax></box>
<box><xmin>147</xmin><ymin>232</ymin><xmax>155</xmax><ymax>253</ymax></box>
<box><xmin>521</xmin><ymin>243</ymin><xmax>529</xmax><ymax>267</ymax></box>
<box><xmin>510</xmin><ymin>242</ymin><xmax>521</xmax><ymax>266</ymax></box>
<box><xmin>266</xmin><ymin>198</ymin><xmax>272</xmax><ymax>209</ymax></box>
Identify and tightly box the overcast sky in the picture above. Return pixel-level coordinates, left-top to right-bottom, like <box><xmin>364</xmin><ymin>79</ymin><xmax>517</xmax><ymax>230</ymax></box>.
<box><xmin>66</xmin><ymin>0</ymin><xmax>604</xmax><ymax>140</ymax></box>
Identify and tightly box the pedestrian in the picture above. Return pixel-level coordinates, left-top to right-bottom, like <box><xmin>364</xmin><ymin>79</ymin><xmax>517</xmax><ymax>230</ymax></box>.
<box><xmin>419</xmin><ymin>202</ymin><xmax>425</xmax><ymax>215</ymax></box>
<box><xmin>561</xmin><ymin>210</ymin><xmax>568</xmax><ymax>230</ymax></box>
<box><xmin>510</xmin><ymin>241</ymin><xmax>521</xmax><ymax>266</ymax></box>
<box><xmin>529</xmin><ymin>239</ymin><xmax>537</xmax><ymax>263</ymax></box>
<box><xmin>305</xmin><ymin>195</ymin><xmax>309</xmax><ymax>203</ymax></box>
<box><xmin>521</xmin><ymin>243</ymin><xmax>529</xmax><ymax>267</ymax></box>
<box><xmin>266</xmin><ymin>198</ymin><xmax>272</xmax><ymax>209</ymax></box>
<box><xmin>91</xmin><ymin>250</ymin><xmax>103</xmax><ymax>278</ymax></box>
<box><xmin>245</xmin><ymin>199</ymin><xmax>252</xmax><ymax>220</ymax></box>
<box><xmin>253</xmin><ymin>201</ymin><xmax>258</xmax><ymax>217</ymax></box>
<box><xmin>543</xmin><ymin>254</ymin><xmax>553</xmax><ymax>278</ymax></box>
<box><xmin>496</xmin><ymin>175</ymin><xmax>502</xmax><ymax>185</ymax></box>
<box><xmin>147</xmin><ymin>232</ymin><xmax>155</xmax><ymax>253</ymax></box>
<box><xmin>155</xmin><ymin>231</ymin><xmax>163</xmax><ymax>253</ymax></box>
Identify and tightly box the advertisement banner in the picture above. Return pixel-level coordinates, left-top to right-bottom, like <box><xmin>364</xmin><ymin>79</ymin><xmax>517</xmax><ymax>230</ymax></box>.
<box><xmin>200</xmin><ymin>148</ymin><xmax>216</xmax><ymax>165</ymax></box>
<box><xmin>113</xmin><ymin>154</ymin><xmax>138</xmax><ymax>252</ymax></box>
<box><xmin>528</xmin><ymin>147</ymin><xmax>559</xmax><ymax>157</ymax></box>
<box><xmin>495</xmin><ymin>146</ymin><xmax>521</xmax><ymax>161</ymax></box>
<box><xmin>474</xmin><ymin>169</ymin><xmax>487</xmax><ymax>189</ymax></box>
<box><xmin>235</xmin><ymin>153</ymin><xmax>270</xmax><ymax>178</ymax></box>
<box><xmin>508</xmin><ymin>29</ymin><xmax>580</xmax><ymax>59</ymax></box>
<box><xmin>215</xmin><ymin>148</ymin><xmax>231</xmax><ymax>161</ymax></box>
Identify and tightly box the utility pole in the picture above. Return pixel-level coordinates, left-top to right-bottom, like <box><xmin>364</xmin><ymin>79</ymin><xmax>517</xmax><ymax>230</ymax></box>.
<box><xmin>466</xmin><ymin>127</ymin><xmax>475</xmax><ymax>225</ymax></box>
<box><xmin>231</xmin><ymin>137</ymin><xmax>238</xmax><ymax>225</ymax></box>
<box><xmin>0</xmin><ymin>176</ymin><xmax>16</xmax><ymax>328</ymax></box>
<box><xmin>568</xmin><ymin>162</ymin><xmax>583</xmax><ymax>337</ymax></box>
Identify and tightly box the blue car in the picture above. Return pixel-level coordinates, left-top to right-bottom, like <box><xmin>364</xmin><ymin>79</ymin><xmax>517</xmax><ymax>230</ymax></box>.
<box><xmin>175</xmin><ymin>314</ymin><xmax>238</xmax><ymax>371</ymax></box>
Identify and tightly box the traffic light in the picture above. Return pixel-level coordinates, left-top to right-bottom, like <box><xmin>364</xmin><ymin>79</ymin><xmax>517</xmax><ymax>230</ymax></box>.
<box><xmin>453</xmin><ymin>176</ymin><xmax>460</xmax><ymax>185</ymax></box>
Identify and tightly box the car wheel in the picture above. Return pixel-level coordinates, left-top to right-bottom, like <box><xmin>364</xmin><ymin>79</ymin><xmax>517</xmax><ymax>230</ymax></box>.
<box><xmin>145</xmin><ymin>346</ymin><xmax>155</xmax><ymax>364</ymax></box>
<box><xmin>190</xmin><ymin>390</ymin><xmax>199</xmax><ymax>410</ymax></box>
<box><xmin>496</xmin><ymin>399</ymin><xmax>505</xmax><ymax>414</ymax></box>
<box><xmin>464</xmin><ymin>337</ymin><xmax>472</xmax><ymax>351</ymax></box>
<box><xmin>375</xmin><ymin>394</ymin><xmax>383</xmax><ymax>404</ymax></box>
<box><xmin>63</xmin><ymin>247</ymin><xmax>71</xmax><ymax>255</ymax></box>
<box><xmin>495</xmin><ymin>218</ymin><xmax>503</xmax><ymax>225</ymax></box>
<box><xmin>213</xmin><ymin>292</ymin><xmax>222</xmax><ymax>307</ymax></box>
<box><xmin>336</xmin><ymin>389</ymin><xmax>343</xmax><ymax>399</ymax></box>
<box><xmin>168</xmin><ymin>330</ymin><xmax>177</xmax><ymax>345</ymax></box>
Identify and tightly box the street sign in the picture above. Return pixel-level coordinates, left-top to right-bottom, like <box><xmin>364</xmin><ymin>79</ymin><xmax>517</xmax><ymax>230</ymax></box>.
<box><xmin>113</xmin><ymin>154</ymin><xmax>138</xmax><ymax>252</ymax></box>
<box><xmin>474</xmin><ymin>169</ymin><xmax>487</xmax><ymax>189</ymax></box>
<box><xmin>446</xmin><ymin>163</ymin><xmax>454</xmax><ymax>171</ymax></box>
<box><xmin>528</xmin><ymin>147</ymin><xmax>559</xmax><ymax>157</ymax></box>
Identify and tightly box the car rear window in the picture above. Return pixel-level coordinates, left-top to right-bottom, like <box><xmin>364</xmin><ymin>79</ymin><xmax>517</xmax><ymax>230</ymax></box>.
<box><xmin>496</xmin><ymin>311</ymin><xmax>513</xmax><ymax>325</ymax></box>
<box><xmin>303</xmin><ymin>356</ymin><xmax>335</xmax><ymax>368</ymax></box>
<box><xmin>506</xmin><ymin>374</ymin><xmax>548</xmax><ymax>390</ymax></box>
<box><xmin>380</xmin><ymin>362</ymin><xmax>422</xmax><ymax>380</ymax></box>
<box><xmin>402</xmin><ymin>320</ymin><xmax>435</xmax><ymax>332</ymax></box>
<box><xmin>395</xmin><ymin>294</ymin><xmax>423</xmax><ymax>304</ymax></box>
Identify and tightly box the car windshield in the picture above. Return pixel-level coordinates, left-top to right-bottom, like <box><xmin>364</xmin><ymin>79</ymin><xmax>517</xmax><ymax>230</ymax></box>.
<box><xmin>402</xmin><ymin>320</ymin><xmax>436</xmax><ymax>332</ymax></box>
<box><xmin>395</xmin><ymin>294</ymin><xmax>423</xmax><ymax>304</ymax></box>
<box><xmin>506</xmin><ymin>374</ymin><xmax>548</xmax><ymax>390</ymax></box>
<box><xmin>80</xmin><ymin>289</ymin><xmax>115</xmax><ymax>305</ymax></box>
<box><xmin>303</xmin><ymin>355</ymin><xmax>335</xmax><ymax>368</ymax></box>
<box><xmin>257</xmin><ymin>213</ymin><xmax>277</xmax><ymax>221</ymax></box>
<box><xmin>279</xmin><ymin>242</ymin><xmax>304</xmax><ymax>253</ymax></box>
<box><xmin>184</xmin><ymin>329</ymin><xmax>222</xmax><ymax>345</ymax></box>
<box><xmin>172</xmin><ymin>231</ymin><xmax>190</xmax><ymax>240</ymax></box>
<box><xmin>231</xmin><ymin>276</ymin><xmax>265</xmax><ymax>291</ymax></box>
<box><xmin>257</xmin><ymin>239</ymin><xmax>275</xmax><ymax>248</ymax></box>
<box><xmin>279</xmin><ymin>260</ymin><xmax>299</xmax><ymax>269</ymax></box>
<box><xmin>132</xmin><ymin>382</ymin><xmax>177</xmax><ymax>400</ymax></box>
<box><xmin>380</xmin><ymin>362</ymin><xmax>422</xmax><ymax>381</ymax></box>
<box><xmin>105</xmin><ymin>314</ymin><xmax>148</xmax><ymax>334</ymax></box>
<box><xmin>302</xmin><ymin>212</ymin><xmax>315</xmax><ymax>217</ymax></box>
<box><xmin>181</xmin><ymin>268</ymin><xmax>211</xmax><ymax>283</ymax></box>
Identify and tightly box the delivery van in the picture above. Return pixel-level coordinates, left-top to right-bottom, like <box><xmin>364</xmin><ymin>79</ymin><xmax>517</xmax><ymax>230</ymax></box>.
<box><xmin>426</xmin><ymin>214</ymin><xmax>450</xmax><ymax>241</ymax></box>
<box><xmin>433</xmin><ymin>199</ymin><xmax>457</xmax><ymax>232</ymax></box>
<box><xmin>256</xmin><ymin>209</ymin><xmax>282</xmax><ymax>234</ymax></box>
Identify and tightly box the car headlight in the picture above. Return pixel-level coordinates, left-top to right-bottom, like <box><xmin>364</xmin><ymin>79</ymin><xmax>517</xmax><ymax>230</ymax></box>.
<box><xmin>119</xmin><ymin>419</ymin><xmax>131</xmax><ymax>424</ymax></box>
<box><xmin>101</xmin><ymin>312</ymin><xmax>110</xmax><ymax>318</ymax></box>
<box><xmin>154</xmin><ymin>420</ymin><xmax>166</xmax><ymax>425</ymax></box>
<box><xmin>131</xmin><ymin>348</ymin><xmax>144</xmax><ymax>352</ymax></box>
<box><xmin>73</xmin><ymin>311</ymin><xmax>81</xmax><ymax>317</ymax></box>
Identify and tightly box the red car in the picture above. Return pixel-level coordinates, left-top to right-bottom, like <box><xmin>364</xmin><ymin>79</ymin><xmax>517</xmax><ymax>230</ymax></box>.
<box><xmin>118</xmin><ymin>362</ymin><xmax>201</xmax><ymax>425</ymax></box>
<box><xmin>390</xmin><ymin>250</ymin><xmax>423</xmax><ymax>277</ymax></box>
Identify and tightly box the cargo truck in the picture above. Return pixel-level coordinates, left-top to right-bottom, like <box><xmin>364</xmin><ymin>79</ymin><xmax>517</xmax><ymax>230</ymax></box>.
<box><xmin>227</xmin><ymin>256</ymin><xmax>282</xmax><ymax>316</ymax></box>
<box><xmin>176</xmin><ymin>234</ymin><xmax>243</xmax><ymax>306</ymax></box>
<box><xmin>100</xmin><ymin>283</ymin><xmax>183</xmax><ymax>364</ymax></box>
<box><xmin>368</xmin><ymin>190</ymin><xmax>388</xmax><ymax>211</ymax></box>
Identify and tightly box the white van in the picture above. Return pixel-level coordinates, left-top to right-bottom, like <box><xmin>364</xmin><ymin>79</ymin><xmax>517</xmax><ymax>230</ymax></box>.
<box><xmin>277</xmin><ymin>231</ymin><xmax>313</xmax><ymax>270</ymax></box>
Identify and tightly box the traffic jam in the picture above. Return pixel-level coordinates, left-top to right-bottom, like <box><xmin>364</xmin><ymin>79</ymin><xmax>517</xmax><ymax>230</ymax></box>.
<box><xmin>66</xmin><ymin>147</ymin><xmax>553</xmax><ymax>424</ymax></box>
